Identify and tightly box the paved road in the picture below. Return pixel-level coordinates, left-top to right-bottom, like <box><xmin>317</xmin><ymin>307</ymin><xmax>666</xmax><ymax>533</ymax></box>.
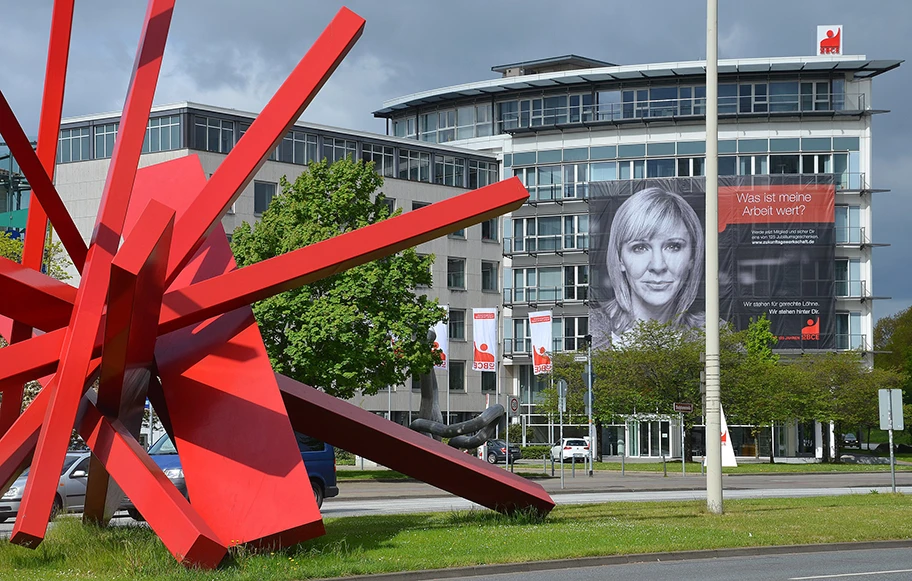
<box><xmin>421</xmin><ymin>546</ymin><xmax>912</xmax><ymax>581</ymax></box>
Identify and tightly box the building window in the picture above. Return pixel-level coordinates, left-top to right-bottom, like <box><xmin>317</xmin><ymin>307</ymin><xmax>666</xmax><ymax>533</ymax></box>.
<box><xmin>399</xmin><ymin>149</ymin><xmax>430</xmax><ymax>182</ymax></box>
<box><xmin>393</xmin><ymin>116</ymin><xmax>416</xmax><ymax>139</ymax></box>
<box><xmin>564</xmin><ymin>265</ymin><xmax>589</xmax><ymax>301</ymax></box>
<box><xmin>835</xmin><ymin>312</ymin><xmax>864</xmax><ymax>350</ymax></box>
<box><xmin>449</xmin><ymin>309</ymin><xmax>466</xmax><ymax>340</ymax></box>
<box><xmin>325</xmin><ymin>137</ymin><xmax>356</xmax><ymax>164</ymax></box>
<box><xmin>142</xmin><ymin>115</ymin><xmax>181</xmax><ymax>154</ymax></box>
<box><xmin>512</xmin><ymin>318</ymin><xmax>529</xmax><ymax>353</ymax></box>
<box><xmin>378</xmin><ymin>195</ymin><xmax>396</xmax><ymax>216</ymax></box>
<box><xmin>193</xmin><ymin>116</ymin><xmax>234</xmax><ymax>153</ymax></box>
<box><xmin>481</xmin><ymin>261</ymin><xmax>498</xmax><ymax>292</ymax></box>
<box><xmin>362</xmin><ymin>143</ymin><xmax>395</xmax><ymax>177</ymax></box>
<box><xmin>563</xmin><ymin>163</ymin><xmax>589</xmax><ymax>199</ymax></box>
<box><xmin>412</xmin><ymin>201</ymin><xmax>430</xmax><ymax>211</ymax></box>
<box><xmin>449</xmin><ymin>361</ymin><xmax>466</xmax><ymax>392</ymax></box>
<box><xmin>94</xmin><ymin>123</ymin><xmax>118</xmax><ymax>159</ymax></box>
<box><xmin>253</xmin><ymin>181</ymin><xmax>277</xmax><ymax>215</ymax></box>
<box><xmin>447</xmin><ymin>258</ymin><xmax>465</xmax><ymax>289</ymax></box>
<box><xmin>276</xmin><ymin>130</ymin><xmax>317</xmax><ymax>165</ymax></box>
<box><xmin>564</xmin><ymin>316</ymin><xmax>589</xmax><ymax>351</ymax></box>
<box><xmin>835</xmin><ymin>205</ymin><xmax>861</xmax><ymax>244</ymax></box>
<box><xmin>468</xmin><ymin>160</ymin><xmax>497</xmax><ymax>189</ymax></box>
<box><xmin>481</xmin><ymin>371</ymin><xmax>496</xmax><ymax>392</ymax></box>
<box><xmin>770</xmin><ymin>155</ymin><xmax>800</xmax><ymax>174</ymax></box>
<box><xmin>509</xmin><ymin>267</ymin><xmax>562</xmax><ymax>303</ymax></box>
<box><xmin>563</xmin><ymin>215</ymin><xmax>589</xmax><ymax>250</ymax></box>
<box><xmin>57</xmin><ymin>127</ymin><xmax>91</xmax><ymax>163</ymax></box>
<box><xmin>481</xmin><ymin>218</ymin><xmax>497</xmax><ymax>242</ymax></box>
<box><xmin>434</xmin><ymin>155</ymin><xmax>465</xmax><ymax>187</ymax></box>
<box><xmin>835</xmin><ymin>258</ymin><xmax>862</xmax><ymax>297</ymax></box>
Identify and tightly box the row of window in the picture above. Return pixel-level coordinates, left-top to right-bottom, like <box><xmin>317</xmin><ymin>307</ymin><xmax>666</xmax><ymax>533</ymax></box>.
<box><xmin>57</xmin><ymin>114</ymin><xmax>499</xmax><ymax>189</ymax></box>
<box><xmin>391</xmin><ymin>78</ymin><xmax>855</xmax><ymax>142</ymax></box>
<box><xmin>511</xmin><ymin>153</ymin><xmax>862</xmax><ymax>203</ymax></box>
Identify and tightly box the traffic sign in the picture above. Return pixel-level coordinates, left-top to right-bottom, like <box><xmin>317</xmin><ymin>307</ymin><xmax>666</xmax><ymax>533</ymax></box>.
<box><xmin>574</xmin><ymin>355</ymin><xmax>589</xmax><ymax>362</ymax></box>
<box><xmin>508</xmin><ymin>396</ymin><xmax>520</xmax><ymax>417</ymax></box>
<box><xmin>674</xmin><ymin>402</ymin><xmax>694</xmax><ymax>413</ymax></box>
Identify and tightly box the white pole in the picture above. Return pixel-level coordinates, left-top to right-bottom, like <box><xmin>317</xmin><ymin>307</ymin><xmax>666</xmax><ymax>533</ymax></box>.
<box><xmin>587</xmin><ymin>338</ymin><xmax>594</xmax><ymax>476</ymax></box>
<box><xmin>559</xmin><ymin>380</ymin><xmax>564</xmax><ymax>489</ymax></box>
<box><xmin>681</xmin><ymin>412</ymin><xmax>686</xmax><ymax>476</ymax></box>
<box><xmin>446</xmin><ymin>368</ymin><xmax>450</xmax><ymax>425</ymax></box>
<box><xmin>705</xmin><ymin>0</ymin><xmax>723</xmax><ymax>515</ymax></box>
<box><xmin>888</xmin><ymin>396</ymin><xmax>896</xmax><ymax>493</ymax></box>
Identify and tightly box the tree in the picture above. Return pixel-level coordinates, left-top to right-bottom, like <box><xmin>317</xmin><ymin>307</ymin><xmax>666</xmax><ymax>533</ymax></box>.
<box><xmin>590</xmin><ymin>319</ymin><xmax>704</xmax><ymax>461</ymax></box>
<box><xmin>230</xmin><ymin>158</ymin><xmax>445</xmax><ymax>399</ymax></box>
<box><xmin>0</xmin><ymin>230</ymin><xmax>72</xmax><ymax>282</ymax></box>
<box><xmin>873</xmin><ymin>306</ymin><xmax>912</xmax><ymax>401</ymax></box>
<box><xmin>722</xmin><ymin>314</ymin><xmax>813</xmax><ymax>462</ymax></box>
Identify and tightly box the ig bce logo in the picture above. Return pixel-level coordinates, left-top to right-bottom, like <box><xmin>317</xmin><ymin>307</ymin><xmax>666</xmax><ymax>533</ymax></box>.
<box><xmin>817</xmin><ymin>26</ymin><xmax>842</xmax><ymax>55</ymax></box>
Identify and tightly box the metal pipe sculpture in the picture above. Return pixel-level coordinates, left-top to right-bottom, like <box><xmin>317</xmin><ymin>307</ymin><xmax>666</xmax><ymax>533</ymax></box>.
<box><xmin>0</xmin><ymin>1</ymin><xmax>554</xmax><ymax>569</ymax></box>
<box><xmin>410</xmin><ymin>405</ymin><xmax>505</xmax><ymax>449</ymax></box>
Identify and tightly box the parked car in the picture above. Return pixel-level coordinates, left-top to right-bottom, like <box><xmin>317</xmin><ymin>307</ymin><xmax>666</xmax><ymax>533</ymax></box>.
<box><xmin>0</xmin><ymin>451</ymin><xmax>92</xmax><ymax>522</ymax></box>
<box><xmin>125</xmin><ymin>431</ymin><xmax>338</xmax><ymax>521</ymax></box>
<box><xmin>843</xmin><ymin>433</ymin><xmax>858</xmax><ymax>447</ymax></box>
<box><xmin>484</xmin><ymin>439</ymin><xmax>522</xmax><ymax>464</ymax></box>
<box><xmin>550</xmin><ymin>438</ymin><xmax>590</xmax><ymax>462</ymax></box>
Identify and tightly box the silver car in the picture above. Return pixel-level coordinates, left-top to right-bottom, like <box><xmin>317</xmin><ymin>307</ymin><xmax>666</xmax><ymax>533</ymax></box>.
<box><xmin>0</xmin><ymin>452</ymin><xmax>92</xmax><ymax>522</ymax></box>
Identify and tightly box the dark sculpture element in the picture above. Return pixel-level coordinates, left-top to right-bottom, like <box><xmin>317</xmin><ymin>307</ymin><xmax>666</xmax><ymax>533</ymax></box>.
<box><xmin>414</xmin><ymin>330</ymin><xmax>444</xmax><ymax>440</ymax></box>
<box><xmin>410</xmin><ymin>404</ymin><xmax>504</xmax><ymax>449</ymax></box>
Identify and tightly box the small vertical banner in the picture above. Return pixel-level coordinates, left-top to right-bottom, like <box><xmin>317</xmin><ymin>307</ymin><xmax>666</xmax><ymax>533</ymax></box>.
<box><xmin>433</xmin><ymin>306</ymin><xmax>449</xmax><ymax>370</ymax></box>
<box><xmin>720</xmin><ymin>404</ymin><xmax>738</xmax><ymax>467</ymax></box>
<box><xmin>472</xmin><ymin>308</ymin><xmax>497</xmax><ymax>371</ymax></box>
<box><xmin>528</xmin><ymin>310</ymin><xmax>553</xmax><ymax>375</ymax></box>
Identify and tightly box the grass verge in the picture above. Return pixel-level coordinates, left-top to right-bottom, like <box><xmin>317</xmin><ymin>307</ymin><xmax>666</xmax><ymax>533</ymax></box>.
<box><xmin>2</xmin><ymin>493</ymin><xmax>911</xmax><ymax>580</ymax></box>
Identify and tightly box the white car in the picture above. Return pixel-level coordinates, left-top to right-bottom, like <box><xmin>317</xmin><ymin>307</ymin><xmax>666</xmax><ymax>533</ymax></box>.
<box><xmin>550</xmin><ymin>438</ymin><xmax>590</xmax><ymax>462</ymax></box>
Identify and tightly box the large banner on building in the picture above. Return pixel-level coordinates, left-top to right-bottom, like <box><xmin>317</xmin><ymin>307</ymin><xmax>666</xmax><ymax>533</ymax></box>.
<box><xmin>472</xmin><ymin>308</ymin><xmax>498</xmax><ymax>371</ymax></box>
<box><xmin>528</xmin><ymin>310</ymin><xmax>553</xmax><ymax>375</ymax></box>
<box><xmin>588</xmin><ymin>176</ymin><xmax>835</xmax><ymax>350</ymax></box>
<box><xmin>433</xmin><ymin>306</ymin><xmax>449</xmax><ymax>370</ymax></box>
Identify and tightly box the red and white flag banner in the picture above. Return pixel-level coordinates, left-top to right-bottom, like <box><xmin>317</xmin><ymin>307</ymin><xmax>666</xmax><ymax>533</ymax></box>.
<box><xmin>529</xmin><ymin>310</ymin><xmax>553</xmax><ymax>375</ymax></box>
<box><xmin>472</xmin><ymin>308</ymin><xmax>497</xmax><ymax>371</ymax></box>
<box><xmin>433</xmin><ymin>306</ymin><xmax>448</xmax><ymax>370</ymax></box>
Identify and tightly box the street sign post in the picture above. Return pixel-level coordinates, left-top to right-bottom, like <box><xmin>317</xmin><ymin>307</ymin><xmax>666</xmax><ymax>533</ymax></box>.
<box><xmin>879</xmin><ymin>389</ymin><xmax>904</xmax><ymax>492</ymax></box>
<box><xmin>673</xmin><ymin>403</ymin><xmax>693</xmax><ymax>476</ymax></box>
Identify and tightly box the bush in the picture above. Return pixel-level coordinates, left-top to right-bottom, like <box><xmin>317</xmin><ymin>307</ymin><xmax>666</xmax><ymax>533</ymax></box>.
<box><xmin>335</xmin><ymin>447</ymin><xmax>355</xmax><ymax>465</ymax></box>
<box><xmin>521</xmin><ymin>445</ymin><xmax>552</xmax><ymax>460</ymax></box>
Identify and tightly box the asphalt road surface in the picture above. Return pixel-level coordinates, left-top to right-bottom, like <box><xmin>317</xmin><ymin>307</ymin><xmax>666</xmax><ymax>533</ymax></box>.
<box><xmin>429</xmin><ymin>547</ymin><xmax>912</xmax><ymax>581</ymax></box>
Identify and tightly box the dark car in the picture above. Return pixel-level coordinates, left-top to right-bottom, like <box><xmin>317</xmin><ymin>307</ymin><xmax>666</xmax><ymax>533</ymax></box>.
<box><xmin>484</xmin><ymin>439</ymin><xmax>522</xmax><ymax>464</ymax></box>
<box><xmin>126</xmin><ymin>431</ymin><xmax>338</xmax><ymax>520</ymax></box>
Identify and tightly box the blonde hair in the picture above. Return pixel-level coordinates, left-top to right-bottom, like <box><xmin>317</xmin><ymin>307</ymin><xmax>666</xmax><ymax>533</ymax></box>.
<box><xmin>605</xmin><ymin>187</ymin><xmax>704</xmax><ymax>333</ymax></box>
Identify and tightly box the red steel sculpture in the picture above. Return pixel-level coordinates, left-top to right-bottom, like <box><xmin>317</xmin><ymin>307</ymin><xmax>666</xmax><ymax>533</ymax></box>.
<box><xmin>0</xmin><ymin>1</ymin><xmax>554</xmax><ymax>569</ymax></box>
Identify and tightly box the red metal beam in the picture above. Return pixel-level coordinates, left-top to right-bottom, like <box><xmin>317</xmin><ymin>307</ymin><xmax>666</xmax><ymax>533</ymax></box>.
<box><xmin>277</xmin><ymin>374</ymin><xmax>555</xmax><ymax>516</ymax></box>
<box><xmin>11</xmin><ymin>0</ymin><xmax>175</xmax><ymax>546</ymax></box>
<box><xmin>84</xmin><ymin>200</ymin><xmax>174</xmax><ymax>524</ymax></box>
<box><xmin>165</xmin><ymin>7</ymin><xmax>365</xmax><ymax>284</ymax></box>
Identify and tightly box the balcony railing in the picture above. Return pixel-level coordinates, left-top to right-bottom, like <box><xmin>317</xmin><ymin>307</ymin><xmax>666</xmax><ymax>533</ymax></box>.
<box><xmin>503</xmin><ymin>337</ymin><xmax>565</xmax><ymax>357</ymax></box>
<box><xmin>835</xmin><ymin>226</ymin><xmax>869</xmax><ymax>246</ymax></box>
<box><xmin>503</xmin><ymin>234</ymin><xmax>589</xmax><ymax>255</ymax></box>
<box><xmin>498</xmin><ymin>93</ymin><xmax>866</xmax><ymax>132</ymax></box>
<box><xmin>835</xmin><ymin>333</ymin><xmax>868</xmax><ymax>351</ymax></box>
<box><xmin>503</xmin><ymin>286</ymin><xmax>589</xmax><ymax>306</ymax></box>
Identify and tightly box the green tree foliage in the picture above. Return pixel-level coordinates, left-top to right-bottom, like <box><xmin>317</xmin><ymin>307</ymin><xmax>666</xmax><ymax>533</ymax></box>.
<box><xmin>873</xmin><ymin>306</ymin><xmax>912</xmax><ymax>399</ymax></box>
<box><xmin>230</xmin><ymin>158</ymin><xmax>446</xmax><ymax>399</ymax></box>
<box><xmin>0</xmin><ymin>230</ymin><xmax>72</xmax><ymax>282</ymax></box>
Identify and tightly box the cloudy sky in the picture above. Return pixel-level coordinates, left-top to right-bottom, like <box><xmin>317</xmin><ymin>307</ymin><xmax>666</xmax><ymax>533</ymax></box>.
<box><xmin>2</xmin><ymin>1</ymin><xmax>909</xmax><ymax>321</ymax></box>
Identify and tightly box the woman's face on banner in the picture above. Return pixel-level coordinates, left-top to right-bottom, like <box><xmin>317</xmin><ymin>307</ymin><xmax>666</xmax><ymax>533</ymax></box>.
<box><xmin>620</xmin><ymin>221</ymin><xmax>692</xmax><ymax>309</ymax></box>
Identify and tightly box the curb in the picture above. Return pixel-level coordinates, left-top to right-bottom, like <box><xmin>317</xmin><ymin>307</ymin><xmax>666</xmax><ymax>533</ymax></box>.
<box><xmin>312</xmin><ymin>539</ymin><xmax>912</xmax><ymax>581</ymax></box>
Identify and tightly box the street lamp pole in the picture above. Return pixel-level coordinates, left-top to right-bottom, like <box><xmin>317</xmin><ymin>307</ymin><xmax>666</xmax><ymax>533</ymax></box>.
<box><xmin>705</xmin><ymin>0</ymin><xmax>724</xmax><ymax>514</ymax></box>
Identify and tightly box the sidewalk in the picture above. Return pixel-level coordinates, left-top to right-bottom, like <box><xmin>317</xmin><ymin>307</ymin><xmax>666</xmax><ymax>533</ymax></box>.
<box><xmin>335</xmin><ymin>463</ymin><xmax>912</xmax><ymax>501</ymax></box>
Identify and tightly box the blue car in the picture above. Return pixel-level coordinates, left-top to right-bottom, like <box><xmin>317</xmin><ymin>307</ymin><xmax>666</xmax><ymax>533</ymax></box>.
<box><xmin>126</xmin><ymin>431</ymin><xmax>338</xmax><ymax>521</ymax></box>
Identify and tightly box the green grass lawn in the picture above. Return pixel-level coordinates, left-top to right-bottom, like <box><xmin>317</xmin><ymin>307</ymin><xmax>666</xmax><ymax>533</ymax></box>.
<box><xmin>3</xmin><ymin>494</ymin><xmax>911</xmax><ymax>580</ymax></box>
